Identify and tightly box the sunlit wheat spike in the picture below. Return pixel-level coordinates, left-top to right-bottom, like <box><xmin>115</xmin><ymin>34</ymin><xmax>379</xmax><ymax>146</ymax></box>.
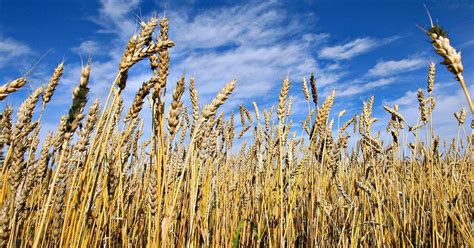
<box><xmin>7</xmin><ymin>87</ymin><xmax>43</xmax><ymax>190</ymax></box>
<box><xmin>454</xmin><ymin>107</ymin><xmax>466</xmax><ymax>126</ymax></box>
<box><xmin>309</xmin><ymin>72</ymin><xmax>318</xmax><ymax>108</ymax></box>
<box><xmin>360</xmin><ymin>96</ymin><xmax>375</xmax><ymax>135</ymax></box>
<box><xmin>148</xmin><ymin>167</ymin><xmax>158</xmax><ymax>216</ymax></box>
<box><xmin>225</xmin><ymin>112</ymin><xmax>235</xmax><ymax>148</ymax></box>
<box><xmin>277</xmin><ymin>78</ymin><xmax>290</xmax><ymax>121</ymax></box>
<box><xmin>383</xmin><ymin>105</ymin><xmax>405</xmax><ymax>123</ymax></box>
<box><xmin>0</xmin><ymin>204</ymin><xmax>10</xmax><ymax>247</ymax></box>
<box><xmin>426</xmin><ymin>21</ymin><xmax>473</xmax><ymax>114</ymax></box>
<box><xmin>202</xmin><ymin>79</ymin><xmax>236</xmax><ymax>119</ymax></box>
<box><xmin>65</xmin><ymin>63</ymin><xmax>90</xmax><ymax>139</ymax></box>
<box><xmin>427</xmin><ymin>24</ymin><xmax>463</xmax><ymax>76</ymax></box>
<box><xmin>189</xmin><ymin>77</ymin><xmax>199</xmax><ymax>131</ymax></box>
<box><xmin>160</xmin><ymin>16</ymin><xmax>169</xmax><ymax>41</ymax></box>
<box><xmin>53</xmin><ymin>115</ymin><xmax>67</xmax><ymax>151</ymax></box>
<box><xmin>11</xmin><ymin>86</ymin><xmax>43</xmax><ymax>141</ymax></box>
<box><xmin>0</xmin><ymin>106</ymin><xmax>13</xmax><ymax>148</ymax></box>
<box><xmin>136</xmin><ymin>16</ymin><xmax>159</xmax><ymax>49</ymax></box>
<box><xmin>149</xmin><ymin>54</ymin><xmax>159</xmax><ymax>71</ymax></box>
<box><xmin>236</xmin><ymin>105</ymin><xmax>245</xmax><ymax>128</ymax></box>
<box><xmin>42</xmin><ymin>61</ymin><xmax>64</xmax><ymax>107</ymax></box>
<box><xmin>252</xmin><ymin>102</ymin><xmax>260</xmax><ymax>121</ymax></box>
<box><xmin>117</xmin><ymin>34</ymin><xmax>138</xmax><ymax>89</ymax></box>
<box><xmin>337</xmin><ymin>109</ymin><xmax>346</xmax><ymax>119</ymax></box>
<box><xmin>119</xmin><ymin>38</ymin><xmax>174</xmax><ymax>90</ymax></box>
<box><xmin>417</xmin><ymin>89</ymin><xmax>428</xmax><ymax>124</ymax></box>
<box><xmin>9</xmin><ymin>140</ymin><xmax>29</xmax><ymax>191</ymax></box>
<box><xmin>125</xmin><ymin>81</ymin><xmax>151</xmax><ymax>123</ymax></box>
<box><xmin>14</xmin><ymin>131</ymin><xmax>39</xmax><ymax>214</ymax></box>
<box><xmin>118</xmin><ymin>16</ymin><xmax>160</xmax><ymax>88</ymax></box>
<box><xmin>302</xmin><ymin>78</ymin><xmax>310</xmax><ymax>102</ymax></box>
<box><xmin>76</xmin><ymin>98</ymin><xmax>100</xmax><ymax>154</ymax></box>
<box><xmin>168</xmin><ymin>76</ymin><xmax>185</xmax><ymax>136</ymax></box>
<box><xmin>51</xmin><ymin>146</ymin><xmax>69</xmax><ymax>241</ymax></box>
<box><xmin>286</xmin><ymin>96</ymin><xmax>294</xmax><ymax>118</ymax></box>
<box><xmin>312</xmin><ymin>90</ymin><xmax>336</xmax><ymax>138</ymax></box>
<box><xmin>156</xmin><ymin>16</ymin><xmax>170</xmax><ymax>93</ymax></box>
<box><xmin>338</xmin><ymin>115</ymin><xmax>355</xmax><ymax>135</ymax></box>
<box><xmin>427</xmin><ymin>62</ymin><xmax>435</xmax><ymax>93</ymax></box>
<box><xmin>35</xmin><ymin>132</ymin><xmax>53</xmax><ymax>183</ymax></box>
<box><xmin>26</xmin><ymin>126</ymin><xmax>40</xmax><ymax>165</ymax></box>
<box><xmin>0</xmin><ymin>77</ymin><xmax>27</xmax><ymax>101</ymax></box>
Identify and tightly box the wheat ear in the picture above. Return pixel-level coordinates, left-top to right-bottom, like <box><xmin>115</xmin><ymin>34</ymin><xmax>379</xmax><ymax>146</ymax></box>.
<box><xmin>427</xmin><ymin>24</ymin><xmax>473</xmax><ymax>113</ymax></box>
<box><xmin>202</xmin><ymin>80</ymin><xmax>236</xmax><ymax>119</ymax></box>
<box><xmin>65</xmin><ymin>63</ymin><xmax>90</xmax><ymax>139</ymax></box>
<box><xmin>42</xmin><ymin>61</ymin><xmax>64</xmax><ymax>107</ymax></box>
<box><xmin>277</xmin><ymin>78</ymin><xmax>290</xmax><ymax>121</ymax></box>
<box><xmin>125</xmin><ymin>81</ymin><xmax>151</xmax><ymax>123</ymax></box>
<box><xmin>0</xmin><ymin>77</ymin><xmax>27</xmax><ymax>101</ymax></box>
<box><xmin>168</xmin><ymin>76</ymin><xmax>186</xmax><ymax>136</ymax></box>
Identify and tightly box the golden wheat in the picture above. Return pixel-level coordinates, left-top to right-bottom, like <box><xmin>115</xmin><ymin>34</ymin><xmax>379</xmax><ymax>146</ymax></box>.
<box><xmin>0</xmin><ymin>12</ymin><xmax>472</xmax><ymax>248</ymax></box>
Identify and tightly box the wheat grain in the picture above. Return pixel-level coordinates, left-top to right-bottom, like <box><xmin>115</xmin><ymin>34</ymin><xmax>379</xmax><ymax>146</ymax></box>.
<box><xmin>125</xmin><ymin>81</ymin><xmax>151</xmax><ymax>123</ymax></box>
<box><xmin>65</xmin><ymin>63</ymin><xmax>90</xmax><ymax>139</ymax></box>
<box><xmin>427</xmin><ymin>62</ymin><xmax>435</xmax><ymax>93</ymax></box>
<box><xmin>309</xmin><ymin>72</ymin><xmax>318</xmax><ymax>108</ymax></box>
<box><xmin>42</xmin><ymin>61</ymin><xmax>64</xmax><ymax>107</ymax></box>
<box><xmin>168</xmin><ymin>76</ymin><xmax>185</xmax><ymax>137</ymax></box>
<box><xmin>277</xmin><ymin>78</ymin><xmax>290</xmax><ymax>121</ymax></box>
<box><xmin>0</xmin><ymin>77</ymin><xmax>27</xmax><ymax>101</ymax></box>
<box><xmin>202</xmin><ymin>80</ymin><xmax>236</xmax><ymax>119</ymax></box>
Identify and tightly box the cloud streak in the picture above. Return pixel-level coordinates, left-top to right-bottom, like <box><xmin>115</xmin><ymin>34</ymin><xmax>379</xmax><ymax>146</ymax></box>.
<box><xmin>337</xmin><ymin>77</ymin><xmax>397</xmax><ymax>96</ymax></box>
<box><xmin>0</xmin><ymin>37</ymin><xmax>33</xmax><ymax>69</ymax></box>
<box><xmin>367</xmin><ymin>57</ymin><xmax>426</xmax><ymax>77</ymax></box>
<box><xmin>96</xmin><ymin>0</ymin><xmax>140</xmax><ymax>39</ymax></box>
<box><xmin>72</xmin><ymin>40</ymin><xmax>101</xmax><ymax>55</ymax></box>
<box><xmin>166</xmin><ymin>1</ymin><xmax>324</xmax><ymax>103</ymax></box>
<box><xmin>319</xmin><ymin>36</ymin><xmax>399</xmax><ymax>61</ymax></box>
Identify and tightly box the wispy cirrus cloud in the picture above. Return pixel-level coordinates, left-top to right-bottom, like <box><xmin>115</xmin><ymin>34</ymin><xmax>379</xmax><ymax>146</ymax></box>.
<box><xmin>95</xmin><ymin>0</ymin><xmax>141</xmax><ymax>39</ymax></box>
<box><xmin>337</xmin><ymin>77</ymin><xmax>397</xmax><ymax>97</ymax></box>
<box><xmin>166</xmin><ymin>1</ymin><xmax>326</xmax><ymax>101</ymax></box>
<box><xmin>72</xmin><ymin>40</ymin><xmax>101</xmax><ymax>55</ymax></box>
<box><xmin>319</xmin><ymin>36</ymin><xmax>399</xmax><ymax>61</ymax></box>
<box><xmin>367</xmin><ymin>57</ymin><xmax>426</xmax><ymax>77</ymax></box>
<box><xmin>327</xmin><ymin>54</ymin><xmax>427</xmax><ymax>98</ymax></box>
<box><xmin>0</xmin><ymin>37</ymin><xmax>33</xmax><ymax>69</ymax></box>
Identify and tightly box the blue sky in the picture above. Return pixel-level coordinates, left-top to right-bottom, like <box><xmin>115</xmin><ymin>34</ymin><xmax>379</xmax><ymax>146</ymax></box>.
<box><xmin>1</xmin><ymin>0</ymin><xmax>473</xmax><ymax>141</ymax></box>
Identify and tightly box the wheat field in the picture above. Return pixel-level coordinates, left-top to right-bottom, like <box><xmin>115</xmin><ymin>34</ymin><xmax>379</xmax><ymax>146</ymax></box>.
<box><xmin>0</xmin><ymin>14</ymin><xmax>472</xmax><ymax>247</ymax></box>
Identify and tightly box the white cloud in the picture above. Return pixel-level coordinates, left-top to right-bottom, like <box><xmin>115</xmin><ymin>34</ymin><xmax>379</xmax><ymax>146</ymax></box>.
<box><xmin>367</xmin><ymin>57</ymin><xmax>426</xmax><ymax>77</ymax></box>
<box><xmin>166</xmin><ymin>1</ymin><xmax>325</xmax><ymax>101</ymax></box>
<box><xmin>319</xmin><ymin>36</ymin><xmax>398</xmax><ymax>60</ymax></box>
<box><xmin>337</xmin><ymin>77</ymin><xmax>397</xmax><ymax>96</ymax></box>
<box><xmin>95</xmin><ymin>0</ymin><xmax>141</xmax><ymax>39</ymax></box>
<box><xmin>384</xmin><ymin>90</ymin><xmax>418</xmax><ymax>106</ymax></box>
<box><xmin>0</xmin><ymin>37</ymin><xmax>33</xmax><ymax>69</ymax></box>
<box><xmin>72</xmin><ymin>40</ymin><xmax>101</xmax><ymax>55</ymax></box>
<box><xmin>315</xmin><ymin>63</ymin><xmax>345</xmax><ymax>87</ymax></box>
<box><xmin>460</xmin><ymin>38</ymin><xmax>474</xmax><ymax>48</ymax></box>
<box><xmin>302</xmin><ymin>33</ymin><xmax>330</xmax><ymax>44</ymax></box>
<box><xmin>170</xmin><ymin>1</ymin><xmax>289</xmax><ymax>50</ymax></box>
